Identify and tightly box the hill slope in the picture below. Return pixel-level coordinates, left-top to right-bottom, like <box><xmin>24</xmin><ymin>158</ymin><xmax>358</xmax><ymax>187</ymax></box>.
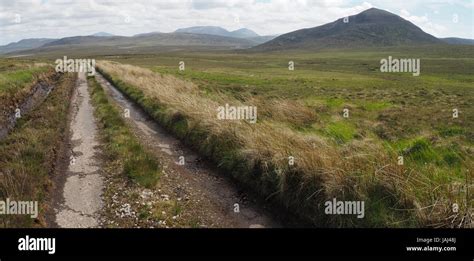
<box><xmin>175</xmin><ymin>26</ymin><xmax>232</xmax><ymax>37</ymax></box>
<box><xmin>0</xmin><ymin>38</ymin><xmax>57</xmax><ymax>54</ymax></box>
<box><xmin>441</xmin><ymin>37</ymin><xmax>474</xmax><ymax>45</ymax></box>
<box><xmin>175</xmin><ymin>26</ymin><xmax>261</xmax><ymax>39</ymax></box>
<box><xmin>42</xmin><ymin>33</ymin><xmax>255</xmax><ymax>48</ymax></box>
<box><xmin>254</xmin><ymin>8</ymin><xmax>442</xmax><ymax>51</ymax></box>
<box><xmin>231</xmin><ymin>28</ymin><xmax>260</xmax><ymax>38</ymax></box>
<box><xmin>91</xmin><ymin>32</ymin><xmax>115</xmax><ymax>37</ymax></box>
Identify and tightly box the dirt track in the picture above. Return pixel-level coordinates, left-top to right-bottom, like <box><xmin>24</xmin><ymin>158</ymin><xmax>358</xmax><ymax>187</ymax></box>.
<box><xmin>95</xmin><ymin>73</ymin><xmax>279</xmax><ymax>228</ymax></box>
<box><xmin>49</xmin><ymin>71</ymin><xmax>279</xmax><ymax>228</ymax></box>
<box><xmin>53</xmin><ymin>72</ymin><xmax>104</xmax><ymax>228</ymax></box>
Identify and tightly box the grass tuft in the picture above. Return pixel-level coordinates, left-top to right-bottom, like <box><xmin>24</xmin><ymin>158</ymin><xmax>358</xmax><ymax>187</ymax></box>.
<box><xmin>88</xmin><ymin>76</ymin><xmax>161</xmax><ymax>188</ymax></box>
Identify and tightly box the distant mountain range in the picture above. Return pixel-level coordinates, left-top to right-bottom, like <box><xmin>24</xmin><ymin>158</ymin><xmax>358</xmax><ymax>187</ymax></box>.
<box><xmin>0</xmin><ymin>38</ymin><xmax>57</xmax><ymax>54</ymax></box>
<box><xmin>175</xmin><ymin>26</ymin><xmax>259</xmax><ymax>38</ymax></box>
<box><xmin>91</xmin><ymin>32</ymin><xmax>115</xmax><ymax>37</ymax></box>
<box><xmin>38</xmin><ymin>33</ymin><xmax>256</xmax><ymax>50</ymax></box>
<box><xmin>253</xmin><ymin>8</ymin><xmax>474</xmax><ymax>51</ymax></box>
<box><xmin>1</xmin><ymin>9</ymin><xmax>473</xmax><ymax>55</ymax></box>
<box><xmin>0</xmin><ymin>28</ymin><xmax>276</xmax><ymax>55</ymax></box>
<box><xmin>440</xmin><ymin>37</ymin><xmax>474</xmax><ymax>45</ymax></box>
<box><xmin>174</xmin><ymin>26</ymin><xmax>277</xmax><ymax>45</ymax></box>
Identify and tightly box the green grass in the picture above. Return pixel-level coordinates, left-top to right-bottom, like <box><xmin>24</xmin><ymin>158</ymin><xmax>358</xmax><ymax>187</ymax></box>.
<box><xmin>0</xmin><ymin>59</ymin><xmax>50</xmax><ymax>95</ymax></box>
<box><xmin>97</xmin><ymin>47</ymin><xmax>473</xmax><ymax>148</ymax></box>
<box><xmin>326</xmin><ymin>98</ymin><xmax>346</xmax><ymax>109</ymax></box>
<box><xmin>88</xmin><ymin>76</ymin><xmax>161</xmax><ymax>188</ymax></box>
<box><xmin>0</xmin><ymin>72</ymin><xmax>74</xmax><ymax>227</ymax></box>
<box><xmin>403</xmin><ymin>138</ymin><xmax>439</xmax><ymax>163</ymax></box>
<box><xmin>0</xmin><ymin>61</ymin><xmax>52</xmax><ymax>128</ymax></box>
<box><xmin>359</xmin><ymin>101</ymin><xmax>392</xmax><ymax>111</ymax></box>
<box><xmin>438</xmin><ymin>125</ymin><xmax>465</xmax><ymax>137</ymax></box>
<box><xmin>0</xmin><ymin>68</ymin><xmax>45</xmax><ymax>93</ymax></box>
<box><xmin>324</xmin><ymin>121</ymin><xmax>357</xmax><ymax>143</ymax></box>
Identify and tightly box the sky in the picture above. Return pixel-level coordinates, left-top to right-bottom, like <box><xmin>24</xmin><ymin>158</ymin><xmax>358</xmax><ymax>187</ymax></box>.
<box><xmin>0</xmin><ymin>0</ymin><xmax>473</xmax><ymax>45</ymax></box>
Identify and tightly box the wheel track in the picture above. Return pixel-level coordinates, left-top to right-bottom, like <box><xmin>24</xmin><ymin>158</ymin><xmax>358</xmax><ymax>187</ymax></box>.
<box><xmin>95</xmin><ymin>72</ymin><xmax>280</xmax><ymax>228</ymax></box>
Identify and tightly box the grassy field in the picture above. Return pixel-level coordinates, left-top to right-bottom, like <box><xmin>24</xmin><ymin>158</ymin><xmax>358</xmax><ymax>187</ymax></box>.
<box><xmin>95</xmin><ymin>45</ymin><xmax>473</xmax><ymax>227</ymax></box>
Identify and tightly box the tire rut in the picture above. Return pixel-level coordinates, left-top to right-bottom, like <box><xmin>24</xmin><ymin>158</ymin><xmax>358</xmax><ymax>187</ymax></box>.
<box><xmin>53</xmin><ymin>72</ymin><xmax>104</xmax><ymax>228</ymax></box>
<box><xmin>95</xmin><ymin>72</ymin><xmax>280</xmax><ymax>228</ymax></box>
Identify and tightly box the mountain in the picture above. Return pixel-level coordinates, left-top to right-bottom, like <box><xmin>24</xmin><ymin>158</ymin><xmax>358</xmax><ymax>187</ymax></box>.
<box><xmin>91</xmin><ymin>32</ymin><xmax>115</xmax><ymax>37</ymax></box>
<box><xmin>173</xmin><ymin>26</ymin><xmax>275</xmax><ymax>44</ymax></box>
<box><xmin>0</xmin><ymin>38</ymin><xmax>57</xmax><ymax>54</ymax></box>
<box><xmin>133</xmin><ymin>31</ymin><xmax>161</xmax><ymax>37</ymax></box>
<box><xmin>440</xmin><ymin>37</ymin><xmax>474</xmax><ymax>45</ymax></box>
<box><xmin>248</xmin><ymin>35</ymin><xmax>279</xmax><ymax>43</ymax></box>
<box><xmin>174</xmin><ymin>26</ymin><xmax>262</xmax><ymax>39</ymax></box>
<box><xmin>130</xmin><ymin>32</ymin><xmax>256</xmax><ymax>47</ymax></box>
<box><xmin>175</xmin><ymin>26</ymin><xmax>232</xmax><ymax>37</ymax></box>
<box><xmin>231</xmin><ymin>28</ymin><xmax>259</xmax><ymax>38</ymax></box>
<box><xmin>254</xmin><ymin>8</ymin><xmax>442</xmax><ymax>51</ymax></box>
<box><xmin>43</xmin><ymin>36</ymin><xmax>120</xmax><ymax>47</ymax></box>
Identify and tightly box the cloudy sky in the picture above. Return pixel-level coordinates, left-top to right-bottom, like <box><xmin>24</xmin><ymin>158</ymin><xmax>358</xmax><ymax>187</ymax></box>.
<box><xmin>0</xmin><ymin>0</ymin><xmax>473</xmax><ymax>45</ymax></box>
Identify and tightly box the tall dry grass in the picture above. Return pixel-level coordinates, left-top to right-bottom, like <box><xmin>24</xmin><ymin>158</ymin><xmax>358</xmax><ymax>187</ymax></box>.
<box><xmin>97</xmin><ymin>61</ymin><xmax>471</xmax><ymax>227</ymax></box>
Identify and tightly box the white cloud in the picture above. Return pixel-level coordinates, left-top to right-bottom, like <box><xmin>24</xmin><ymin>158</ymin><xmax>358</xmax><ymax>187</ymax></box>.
<box><xmin>399</xmin><ymin>8</ymin><xmax>447</xmax><ymax>37</ymax></box>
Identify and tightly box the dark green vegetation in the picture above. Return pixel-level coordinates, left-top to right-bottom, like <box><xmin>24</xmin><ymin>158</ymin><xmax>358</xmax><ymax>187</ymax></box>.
<box><xmin>441</xmin><ymin>37</ymin><xmax>474</xmax><ymax>45</ymax></box>
<box><xmin>0</xmin><ymin>71</ymin><xmax>75</xmax><ymax>227</ymax></box>
<box><xmin>88</xmin><ymin>77</ymin><xmax>161</xmax><ymax>188</ymax></box>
